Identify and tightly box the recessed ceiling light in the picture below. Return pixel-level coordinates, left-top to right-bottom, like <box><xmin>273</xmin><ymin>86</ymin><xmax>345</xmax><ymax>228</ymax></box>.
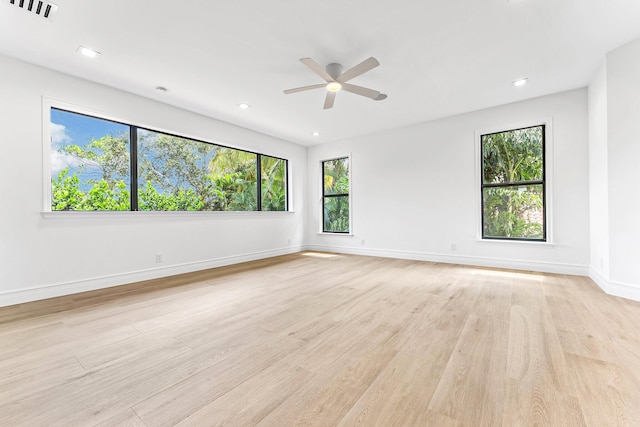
<box><xmin>77</xmin><ymin>46</ymin><xmax>100</xmax><ymax>58</ymax></box>
<box><xmin>237</xmin><ymin>103</ymin><xmax>250</xmax><ymax>110</ymax></box>
<box><xmin>312</xmin><ymin>131</ymin><xmax>320</xmax><ymax>136</ymax></box>
<box><xmin>326</xmin><ymin>82</ymin><xmax>342</xmax><ymax>92</ymax></box>
<box><xmin>513</xmin><ymin>78</ymin><xmax>528</xmax><ymax>87</ymax></box>
<box><xmin>155</xmin><ymin>86</ymin><xmax>167</xmax><ymax>93</ymax></box>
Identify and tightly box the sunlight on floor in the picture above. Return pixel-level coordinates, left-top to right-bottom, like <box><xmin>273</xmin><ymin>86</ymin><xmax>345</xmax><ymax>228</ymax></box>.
<box><xmin>301</xmin><ymin>251</ymin><xmax>340</xmax><ymax>258</ymax></box>
<box><xmin>474</xmin><ymin>267</ymin><xmax>544</xmax><ymax>281</ymax></box>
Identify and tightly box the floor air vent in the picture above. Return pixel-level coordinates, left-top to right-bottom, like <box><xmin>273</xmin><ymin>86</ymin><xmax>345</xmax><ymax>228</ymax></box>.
<box><xmin>5</xmin><ymin>0</ymin><xmax>58</xmax><ymax>19</ymax></box>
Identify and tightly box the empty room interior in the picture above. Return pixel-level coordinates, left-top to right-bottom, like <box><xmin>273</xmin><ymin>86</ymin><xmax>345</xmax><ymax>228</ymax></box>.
<box><xmin>2</xmin><ymin>0</ymin><xmax>640</xmax><ymax>425</ymax></box>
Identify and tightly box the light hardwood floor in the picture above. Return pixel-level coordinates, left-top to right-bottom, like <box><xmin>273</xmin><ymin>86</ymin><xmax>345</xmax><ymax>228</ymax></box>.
<box><xmin>1</xmin><ymin>252</ymin><xmax>640</xmax><ymax>426</ymax></box>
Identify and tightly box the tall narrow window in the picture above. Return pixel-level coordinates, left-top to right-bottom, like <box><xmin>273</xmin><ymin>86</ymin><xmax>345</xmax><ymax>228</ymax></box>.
<box><xmin>322</xmin><ymin>157</ymin><xmax>350</xmax><ymax>233</ymax></box>
<box><xmin>481</xmin><ymin>125</ymin><xmax>545</xmax><ymax>241</ymax></box>
<box><xmin>260</xmin><ymin>155</ymin><xmax>287</xmax><ymax>211</ymax></box>
<box><xmin>50</xmin><ymin>109</ymin><xmax>131</xmax><ymax>211</ymax></box>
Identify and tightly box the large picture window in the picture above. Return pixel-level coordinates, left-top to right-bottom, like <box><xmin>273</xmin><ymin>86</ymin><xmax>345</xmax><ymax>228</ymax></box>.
<box><xmin>481</xmin><ymin>124</ymin><xmax>545</xmax><ymax>241</ymax></box>
<box><xmin>49</xmin><ymin>108</ymin><xmax>287</xmax><ymax>212</ymax></box>
<box><xmin>322</xmin><ymin>157</ymin><xmax>350</xmax><ymax>233</ymax></box>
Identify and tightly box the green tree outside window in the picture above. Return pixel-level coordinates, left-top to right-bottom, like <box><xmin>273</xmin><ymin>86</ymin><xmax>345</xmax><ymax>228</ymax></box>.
<box><xmin>50</xmin><ymin>108</ymin><xmax>287</xmax><ymax>212</ymax></box>
<box><xmin>481</xmin><ymin>125</ymin><xmax>545</xmax><ymax>240</ymax></box>
<box><xmin>322</xmin><ymin>157</ymin><xmax>349</xmax><ymax>233</ymax></box>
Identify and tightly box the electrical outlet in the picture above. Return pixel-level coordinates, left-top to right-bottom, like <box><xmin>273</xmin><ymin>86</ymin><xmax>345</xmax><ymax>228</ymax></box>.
<box><xmin>288</xmin><ymin>238</ymin><xmax>291</xmax><ymax>245</ymax></box>
<box><xmin>361</xmin><ymin>239</ymin><xmax>365</xmax><ymax>246</ymax></box>
<box><xmin>155</xmin><ymin>254</ymin><xmax>162</xmax><ymax>263</ymax></box>
<box><xmin>451</xmin><ymin>243</ymin><xmax>457</xmax><ymax>251</ymax></box>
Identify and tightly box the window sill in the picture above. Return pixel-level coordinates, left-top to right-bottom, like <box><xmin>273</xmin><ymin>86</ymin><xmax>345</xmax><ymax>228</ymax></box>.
<box><xmin>317</xmin><ymin>232</ymin><xmax>354</xmax><ymax>236</ymax></box>
<box><xmin>41</xmin><ymin>210</ymin><xmax>294</xmax><ymax>219</ymax></box>
<box><xmin>476</xmin><ymin>238</ymin><xmax>555</xmax><ymax>247</ymax></box>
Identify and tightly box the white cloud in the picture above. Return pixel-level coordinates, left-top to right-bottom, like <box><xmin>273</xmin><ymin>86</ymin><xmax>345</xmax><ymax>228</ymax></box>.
<box><xmin>50</xmin><ymin>122</ymin><xmax>78</xmax><ymax>175</ymax></box>
<box><xmin>50</xmin><ymin>152</ymin><xmax>80</xmax><ymax>175</ymax></box>
<box><xmin>49</xmin><ymin>121</ymin><xmax>101</xmax><ymax>177</ymax></box>
<box><xmin>50</xmin><ymin>122</ymin><xmax>71</xmax><ymax>148</ymax></box>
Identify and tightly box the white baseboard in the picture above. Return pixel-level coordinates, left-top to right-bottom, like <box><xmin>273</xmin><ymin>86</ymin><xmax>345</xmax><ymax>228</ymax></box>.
<box><xmin>0</xmin><ymin>246</ymin><xmax>303</xmax><ymax>307</ymax></box>
<box><xmin>8</xmin><ymin>245</ymin><xmax>637</xmax><ymax>308</ymax></box>
<box><xmin>589</xmin><ymin>268</ymin><xmax>640</xmax><ymax>302</ymax></box>
<box><xmin>303</xmin><ymin>244</ymin><xmax>589</xmax><ymax>276</ymax></box>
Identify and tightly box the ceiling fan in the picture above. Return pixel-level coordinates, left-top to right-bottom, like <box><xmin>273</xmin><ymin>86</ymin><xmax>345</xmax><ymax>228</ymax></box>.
<box><xmin>283</xmin><ymin>57</ymin><xmax>387</xmax><ymax>109</ymax></box>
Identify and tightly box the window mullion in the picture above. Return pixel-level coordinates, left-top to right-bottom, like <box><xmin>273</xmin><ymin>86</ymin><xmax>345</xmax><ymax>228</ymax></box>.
<box><xmin>256</xmin><ymin>154</ymin><xmax>262</xmax><ymax>211</ymax></box>
<box><xmin>482</xmin><ymin>180</ymin><xmax>543</xmax><ymax>189</ymax></box>
<box><xmin>130</xmin><ymin>126</ymin><xmax>139</xmax><ymax>211</ymax></box>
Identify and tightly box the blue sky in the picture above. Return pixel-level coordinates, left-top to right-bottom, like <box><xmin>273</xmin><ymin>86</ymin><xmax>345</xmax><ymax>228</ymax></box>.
<box><xmin>51</xmin><ymin>108</ymin><xmax>128</xmax><ymax>147</ymax></box>
<box><xmin>50</xmin><ymin>108</ymin><xmax>129</xmax><ymax>182</ymax></box>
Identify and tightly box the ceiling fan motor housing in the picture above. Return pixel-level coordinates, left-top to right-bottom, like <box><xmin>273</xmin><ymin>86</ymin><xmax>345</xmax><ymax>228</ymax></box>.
<box><xmin>325</xmin><ymin>63</ymin><xmax>343</xmax><ymax>80</ymax></box>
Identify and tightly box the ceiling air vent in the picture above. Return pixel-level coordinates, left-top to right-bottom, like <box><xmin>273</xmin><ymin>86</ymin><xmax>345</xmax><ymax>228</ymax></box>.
<box><xmin>5</xmin><ymin>0</ymin><xmax>58</xmax><ymax>19</ymax></box>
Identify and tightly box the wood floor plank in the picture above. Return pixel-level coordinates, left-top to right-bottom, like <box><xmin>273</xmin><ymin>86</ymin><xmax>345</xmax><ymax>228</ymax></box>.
<box><xmin>132</xmin><ymin>332</ymin><xmax>304</xmax><ymax>426</ymax></box>
<box><xmin>337</xmin><ymin>327</ymin><xmax>454</xmax><ymax>426</ymax></box>
<box><xmin>75</xmin><ymin>332</ymin><xmax>190</xmax><ymax>371</ymax></box>
<box><xmin>428</xmin><ymin>314</ymin><xmax>509</xmax><ymax>426</ymax></box>
<box><xmin>0</xmin><ymin>356</ymin><xmax>86</xmax><ymax>404</ymax></box>
<box><xmin>257</xmin><ymin>325</ymin><xmax>402</xmax><ymax>427</ymax></box>
<box><xmin>472</xmin><ymin>274</ymin><xmax>512</xmax><ymax>322</ymax></box>
<box><xmin>92</xmin><ymin>409</ymin><xmax>147</xmax><ymax>427</ymax></box>
<box><xmin>174</xmin><ymin>361</ymin><xmax>314</xmax><ymax>426</ymax></box>
<box><xmin>0</xmin><ymin>333</ymin><xmax>194</xmax><ymax>426</ymax></box>
<box><xmin>0</xmin><ymin>324</ymin><xmax>140</xmax><ymax>380</ymax></box>
<box><xmin>503</xmin><ymin>303</ymin><xmax>586</xmax><ymax>425</ymax></box>
<box><xmin>566</xmin><ymin>353</ymin><xmax>640</xmax><ymax>426</ymax></box>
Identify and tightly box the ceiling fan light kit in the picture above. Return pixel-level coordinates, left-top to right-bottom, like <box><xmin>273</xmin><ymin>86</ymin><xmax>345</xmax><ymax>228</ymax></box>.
<box><xmin>326</xmin><ymin>82</ymin><xmax>342</xmax><ymax>92</ymax></box>
<box><xmin>284</xmin><ymin>57</ymin><xmax>387</xmax><ymax>109</ymax></box>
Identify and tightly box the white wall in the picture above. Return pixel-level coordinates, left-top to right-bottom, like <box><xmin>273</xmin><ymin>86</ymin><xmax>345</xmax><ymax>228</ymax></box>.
<box><xmin>588</xmin><ymin>63</ymin><xmax>610</xmax><ymax>280</ymax></box>
<box><xmin>586</xmin><ymin>36</ymin><xmax>640</xmax><ymax>301</ymax></box>
<box><xmin>0</xmin><ymin>54</ymin><xmax>306</xmax><ymax>307</ymax></box>
<box><xmin>306</xmin><ymin>89</ymin><xmax>590</xmax><ymax>274</ymax></box>
<box><xmin>600</xmin><ymin>36</ymin><xmax>640</xmax><ymax>297</ymax></box>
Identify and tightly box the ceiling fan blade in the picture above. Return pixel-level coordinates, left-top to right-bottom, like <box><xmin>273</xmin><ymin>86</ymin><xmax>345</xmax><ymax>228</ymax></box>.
<box><xmin>300</xmin><ymin>58</ymin><xmax>334</xmax><ymax>82</ymax></box>
<box><xmin>323</xmin><ymin>91</ymin><xmax>336</xmax><ymax>109</ymax></box>
<box><xmin>283</xmin><ymin>83</ymin><xmax>326</xmax><ymax>94</ymax></box>
<box><xmin>341</xmin><ymin>83</ymin><xmax>380</xmax><ymax>100</ymax></box>
<box><xmin>337</xmin><ymin>57</ymin><xmax>380</xmax><ymax>83</ymax></box>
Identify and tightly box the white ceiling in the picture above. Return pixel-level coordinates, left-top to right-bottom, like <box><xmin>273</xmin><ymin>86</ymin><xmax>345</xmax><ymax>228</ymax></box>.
<box><xmin>1</xmin><ymin>0</ymin><xmax>640</xmax><ymax>146</ymax></box>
